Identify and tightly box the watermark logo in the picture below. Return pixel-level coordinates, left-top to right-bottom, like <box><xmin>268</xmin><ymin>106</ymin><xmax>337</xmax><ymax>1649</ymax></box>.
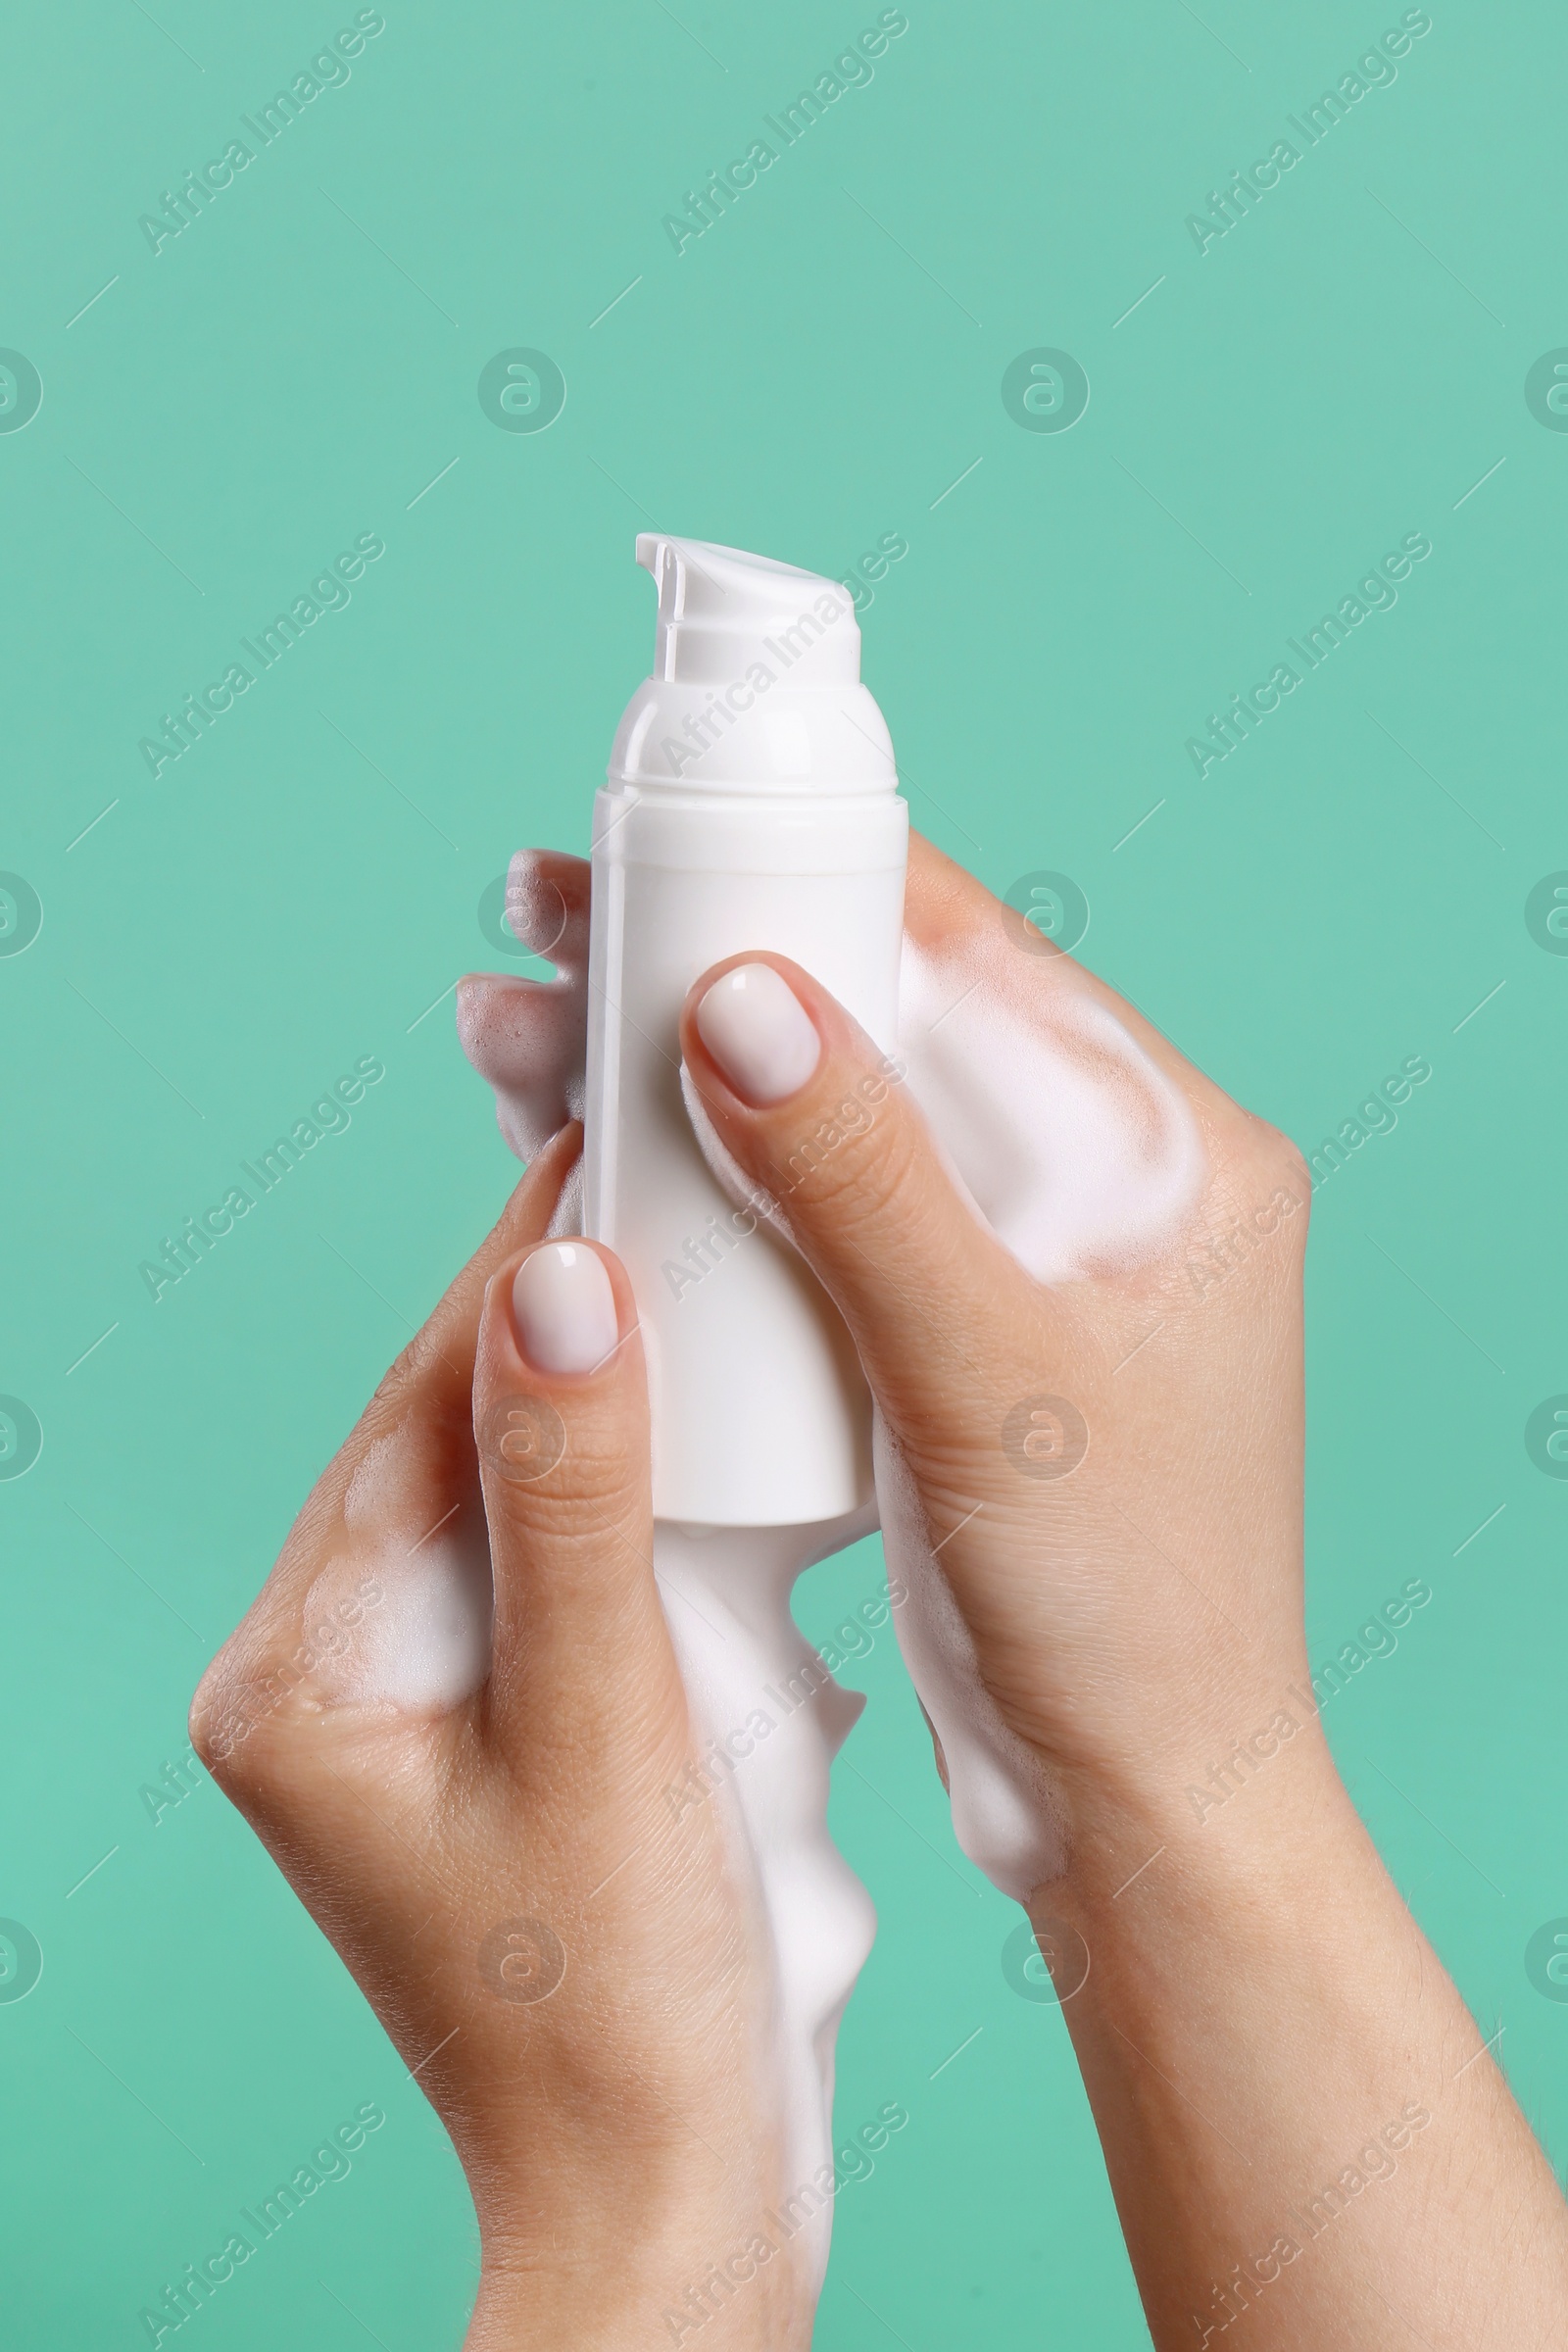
<box><xmin>477</xmin><ymin>874</ymin><xmax>533</xmax><ymax>958</ymax></box>
<box><xmin>0</xmin><ymin>1397</ymin><xmax>42</xmax><ymax>1482</ymax></box>
<box><xmin>138</xmin><ymin>16</ymin><xmax>389</xmax><ymax>259</ymax></box>
<box><xmin>1525</xmin><ymin>1396</ymin><xmax>1568</xmax><ymax>1480</ymax></box>
<box><xmin>1002</xmin><ymin>870</ymin><xmax>1089</xmax><ymax>956</ymax></box>
<box><xmin>0</xmin><ymin>872</ymin><xmax>42</xmax><ymax>956</ymax></box>
<box><xmin>661</xmin><ymin>15</ymin><xmax>910</xmax><ymax>257</ymax></box>
<box><xmin>1184</xmin><ymin>20</ymin><xmax>1433</xmax><ymax>260</ymax></box>
<box><xmin>478</xmin><ymin>349</ymin><xmax>565</xmax><ymax>434</ymax></box>
<box><xmin>1525</xmin><ymin>872</ymin><xmax>1568</xmax><ymax>955</ymax></box>
<box><xmin>0</xmin><ymin>351</ymin><xmax>42</xmax><ymax>435</ymax></box>
<box><xmin>0</xmin><ymin>1919</ymin><xmax>42</xmax><ymax>2003</ymax></box>
<box><xmin>140</xmin><ymin>531</ymin><xmax>387</xmax><ymax>782</ymax></box>
<box><xmin>478</xmin><ymin>1917</ymin><xmax>566</xmax><ymax>2004</ymax></box>
<box><xmin>1304</xmin><ymin>1053</ymin><xmax>1432</xmax><ymax>1193</ymax></box>
<box><xmin>137</xmin><ymin>2096</ymin><xmax>385</xmax><ymax>2339</ymax></box>
<box><xmin>1188</xmin><ymin>532</ymin><xmax>1433</xmax><ymax>781</ymax></box>
<box><xmin>138</xmin><ymin>1055</ymin><xmax>386</xmax><ymax>1303</ymax></box>
<box><xmin>1525</xmin><ymin>351</ymin><xmax>1568</xmax><ymax>433</ymax></box>
<box><xmin>1002</xmin><ymin>348</ymin><xmax>1089</xmax><ymax>434</ymax></box>
<box><xmin>1001</xmin><ymin>1916</ymin><xmax>1089</xmax><ymax>2004</ymax></box>
<box><xmin>487</xmin><ymin>1397</ymin><xmax>567</xmax><ymax>1483</ymax></box>
<box><xmin>1002</xmin><ymin>1393</ymin><xmax>1088</xmax><ymax>1481</ymax></box>
<box><xmin>1526</xmin><ymin>1918</ymin><xmax>1568</xmax><ymax>2001</ymax></box>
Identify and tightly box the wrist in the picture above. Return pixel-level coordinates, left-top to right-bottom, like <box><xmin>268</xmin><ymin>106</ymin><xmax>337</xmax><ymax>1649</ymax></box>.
<box><xmin>1019</xmin><ymin>1728</ymin><xmax>1378</xmax><ymax>2099</ymax></box>
<box><xmin>467</xmin><ymin>2211</ymin><xmax>810</xmax><ymax>2351</ymax></box>
<box><xmin>1047</xmin><ymin>1687</ymin><xmax>1353</xmax><ymax>1920</ymax></box>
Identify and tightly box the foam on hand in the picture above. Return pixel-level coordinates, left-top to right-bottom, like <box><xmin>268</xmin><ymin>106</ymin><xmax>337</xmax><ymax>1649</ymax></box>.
<box><xmin>870</xmin><ymin>921</ymin><xmax>1203</xmax><ymax>1897</ymax></box>
<box><xmin>304</xmin><ymin>1432</ymin><xmax>493</xmax><ymax>1715</ymax></box>
<box><xmin>655</xmin><ymin>1516</ymin><xmax>878</xmax><ymax>2293</ymax></box>
<box><xmin>898</xmin><ymin>932</ymin><xmax>1204</xmax><ymax>1283</ymax></box>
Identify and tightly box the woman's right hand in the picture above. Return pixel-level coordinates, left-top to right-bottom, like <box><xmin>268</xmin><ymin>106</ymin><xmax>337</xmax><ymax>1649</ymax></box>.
<box><xmin>676</xmin><ymin>840</ymin><xmax>1568</xmax><ymax>2352</ymax></box>
<box><xmin>677</xmin><ymin>837</ymin><xmax>1318</xmax><ymax>1886</ymax></box>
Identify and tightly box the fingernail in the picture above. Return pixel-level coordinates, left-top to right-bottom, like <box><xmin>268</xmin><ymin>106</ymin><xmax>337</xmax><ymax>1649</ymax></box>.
<box><xmin>695</xmin><ymin>963</ymin><xmax>821</xmax><ymax>1106</ymax></box>
<box><xmin>511</xmin><ymin>1243</ymin><xmax>619</xmax><ymax>1374</ymax></box>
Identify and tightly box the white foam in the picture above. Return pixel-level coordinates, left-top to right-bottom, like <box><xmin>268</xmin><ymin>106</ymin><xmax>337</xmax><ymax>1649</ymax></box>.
<box><xmin>898</xmin><ymin>934</ymin><xmax>1204</xmax><ymax>1282</ymax></box>
<box><xmin>653</xmin><ymin>1514</ymin><xmax>877</xmax><ymax>2295</ymax></box>
<box><xmin>872</xmin><ymin>1418</ymin><xmax>1066</xmax><ymax>1899</ymax></box>
<box><xmin>307</xmin><ymin>1437</ymin><xmax>493</xmax><ymax>1714</ymax></box>
<box><xmin>310</xmin><ymin>1528</ymin><xmax>492</xmax><ymax>1714</ymax></box>
<box><xmin>870</xmin><ymin>935</ymin><xmax>1203</xmax><ymax>1902</ymax></box>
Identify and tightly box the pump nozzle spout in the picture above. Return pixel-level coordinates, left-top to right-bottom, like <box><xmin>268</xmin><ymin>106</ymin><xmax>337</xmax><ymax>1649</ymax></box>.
<box><xmin>634</xmin><ymin>533</ymin><xmax>861</xmax><ymax>687</ymax></box>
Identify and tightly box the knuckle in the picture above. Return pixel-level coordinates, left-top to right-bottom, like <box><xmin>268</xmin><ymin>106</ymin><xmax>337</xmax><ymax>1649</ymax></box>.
<box><xmin>493</xmin><ymin>1436</ymin><xmax>642</xmax><ymax>1530</ymax></box>
<box><xmin>1215</xmin><ymin>1105</ymin><xmax>1311</xmax><ymax>1204</ymax></box>
<box><xmin>367</xmin><ymin>1331</ymin><xmax>432</xmax><ymax>1419</ymax></box>
<box><xmin>479</xmin><ymin>1384</ymin><xmax>644</xmax><ymax>1531</ymax></box>
<box><xmin>1183</xmin><ymin>1110</ymin><xmax>1312</xmax><ymax>1296</ymax></box>
<box><xmin>1247</xmin><ymin>1119</ymin><xmax>1313</xmax><ymax>1217</ymax></box>
<box><xmin>775</xmin><ymin>1073</ymin><xmax>915</xmax><ymax>1233</ymax></box>
<box><xmin>188</xmin><ymin>1589</ymin><xmax>315</xmax><ymax>1797</ymax></box>
<box><xmin>479</xmin><ymin>1388</ymin><xmax>568</xmax><ymax>1487</ymax></box>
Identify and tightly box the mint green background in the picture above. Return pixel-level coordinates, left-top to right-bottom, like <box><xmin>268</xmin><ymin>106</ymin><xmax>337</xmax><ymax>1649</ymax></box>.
<box><xmin>3</xmin><ymin>2</ymin><xmax>1565</xmax><ymax>2342</ymax></box>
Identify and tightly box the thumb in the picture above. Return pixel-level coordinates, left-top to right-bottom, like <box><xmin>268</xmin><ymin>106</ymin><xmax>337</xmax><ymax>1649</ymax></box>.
<box><xmin>678</xmin><ymin>955</ymin><xmax>1046</xmax><ymax>1444</ymax></box>
<box><xmin>472</xmin><ymin>1238</ymin><xmax>688</xmax><ymax>1788</ymax></box>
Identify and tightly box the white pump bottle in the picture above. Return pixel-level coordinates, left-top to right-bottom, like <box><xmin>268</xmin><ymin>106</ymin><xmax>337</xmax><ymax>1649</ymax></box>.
<box><xmin>585</xmin><ymin>535</ymin><xmax>907</xmax><ymax>1521</ymax></box>
<box><xmin>583</xmin><ymin>536</ymin><xmax>907</xmax><ymax>2288</ymax></box>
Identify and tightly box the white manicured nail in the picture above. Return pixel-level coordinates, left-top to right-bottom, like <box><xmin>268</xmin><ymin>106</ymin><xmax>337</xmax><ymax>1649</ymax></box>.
<box><xmin>511</xmin><ymin>1244</ymin><xmax>619</xmax><ymax>1374</ymax></box>
<box><xmin>695</xmin><ymin>964</ymin><xmax>821</xmax><ymax>1106</ymax></box>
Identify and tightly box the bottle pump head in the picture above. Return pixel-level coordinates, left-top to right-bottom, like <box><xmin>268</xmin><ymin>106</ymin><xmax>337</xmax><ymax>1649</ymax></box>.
<box><xmin>635</xmin><ymin>533</ymin><xmax>862</xmax><ymax>688</ymax></box>
<box><xmin>609</xmin><ymin>532</ymin><xmax>895</xmax><ymax>796</ymax></box>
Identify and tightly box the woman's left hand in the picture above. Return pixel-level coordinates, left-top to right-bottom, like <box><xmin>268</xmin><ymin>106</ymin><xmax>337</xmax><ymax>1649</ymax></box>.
<box><xmin>192</xmin><ymin>1125</ymin><xmax>809</xmax><ymax>2350</ymax></box>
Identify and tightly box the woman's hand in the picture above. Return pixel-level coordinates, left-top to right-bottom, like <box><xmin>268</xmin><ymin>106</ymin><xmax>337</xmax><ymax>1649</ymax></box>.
<box><xmin>680</xmin><ymin>836</ymin><xmax>1315</xmax><ymax>1862</ymax></box>
<box><xmin>676</xmin><ymin>839</ymin><xmax>1568</xmax><ymax>2350</ymax></box>
<box><xmin>190</xmin><ymin>1128</ymin><xmax>809</xmax><ymax>2351</ymax></box>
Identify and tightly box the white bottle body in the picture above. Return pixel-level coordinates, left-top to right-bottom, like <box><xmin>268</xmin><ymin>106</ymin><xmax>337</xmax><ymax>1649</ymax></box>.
<box><xmin>585</xmin><ymin>780</ymin><xmax>906</xmax><ymax>1523</ymax></box>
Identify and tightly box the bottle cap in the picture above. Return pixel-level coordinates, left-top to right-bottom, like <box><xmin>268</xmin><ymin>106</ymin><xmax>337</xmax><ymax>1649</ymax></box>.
<box><xmin>635</xmin><ymin>533</ymin><xmax>861</xmax><ymax>688</ymax></box>
<box><xmin>609</xmin><ymin>533</ymin><xmax>894</xmax><ymax>796</ymax></box>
